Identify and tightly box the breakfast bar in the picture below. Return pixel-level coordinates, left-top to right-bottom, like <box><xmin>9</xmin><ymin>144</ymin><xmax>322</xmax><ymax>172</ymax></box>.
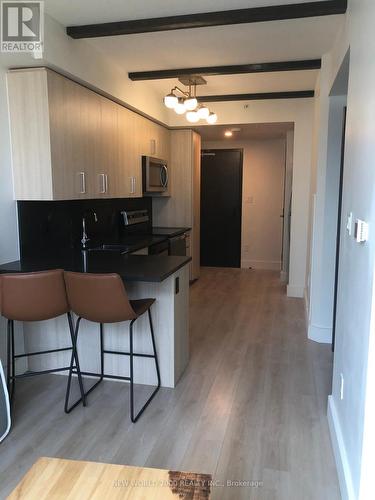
<box><xmin>0</xmin><ymin>252</ymin><xmax>191</xmax><ymax>389</ymax></box>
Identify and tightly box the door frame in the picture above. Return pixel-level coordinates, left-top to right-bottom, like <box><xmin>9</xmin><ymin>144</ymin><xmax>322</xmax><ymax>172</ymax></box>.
<box><xmin>201</xmin><ymin>148</ymin><xmax>244</xmax><ymax>268</ymax></box>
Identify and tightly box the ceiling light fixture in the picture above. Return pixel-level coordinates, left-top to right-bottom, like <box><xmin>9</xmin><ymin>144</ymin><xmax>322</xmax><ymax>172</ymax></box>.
<box><xmin>186</xmin><ymin>110</ymin><xmax>200</xmax><ymax>123</ymax></box>
<box><xmin>163</xmin><ymin>81</ymin><xmax>217</xmax><ymax>124</ymax></box>
<box><xmin>197</xmin><ymin>105</ymin><xmax>210</xmax><ymax>120</ymax></box>
<box><xmin>207</xmin><ymin>112</ymin><xmax>218</xmax><ymax>124</ymax></box>
<box><xmin>163</xmin><ymin>92</ymin><xmax>178</xmax><ymax>109</ymax></box>
<box><xmin>174</xmin><ymin>98</ymin><xmax>187</xmax><ymax>115</ymax></box>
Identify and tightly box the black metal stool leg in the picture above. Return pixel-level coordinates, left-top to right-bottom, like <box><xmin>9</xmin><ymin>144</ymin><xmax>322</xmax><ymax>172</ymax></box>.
<box><xmin>66</xmin><ymin>319</ymin><xmax>105</xmax><ymax>410</ymax></box>
<box><xmin>130</xmin><ymin>309</ymin><xmax>161</xmax><ymax>423</ymax></box>
<box><xmin>9</xmin><ymin>320</ymin><xmax>15</xmax><ymax>403</ymax></box>
<box><xmin>65</xmin><ymin>313</ymin><xmax>87</xmax><ymax>413</ymax></box>
<box><xmin>6</xmin><ymin>320</ymin><xmax>12</xmax><ymax>397</ymax></box>
<box><xmin>148</xmin><ymin>309</ymin><xmax>161</xmax><ymax>388</ymax></box>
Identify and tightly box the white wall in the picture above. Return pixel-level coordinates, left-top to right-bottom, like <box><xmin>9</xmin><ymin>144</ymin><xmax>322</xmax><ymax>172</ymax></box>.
<box><xmin>171</xmin><ymin>98</ymin><xmax>314</xmax><ymax>297</ymax></box>
<box><xmin>202</xmin><ymin>138</ymin><xmax>286</xmax><ymax>271</ymax></box>
<box><xmin>308</xmin><ymin>1</ymin><xmax>375</xmax><ymax>498</ymax></box>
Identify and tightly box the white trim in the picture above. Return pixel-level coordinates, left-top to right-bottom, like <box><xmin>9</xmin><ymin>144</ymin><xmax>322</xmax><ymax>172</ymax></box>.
<box><xmin>0</xmin><ymin>360</ymin><xmax>11</xmax><ymax>443</ymax></box>
<box><xmin>280</xmin><ymin>270</ymin><xmax>288</xmax><ymax>282</ymax></box>
<box><xmin>308</xmin><ymin>322</ymin><xmax>332</xmax><ymax>343</ymax></box>
<box><xmin>241</xmin><ymin>260</ymin><xmax>281</xmax><ymax>271</ymax></box>
<box><xmin>327</xmin><ymin>396</ymin><xmax>356</xmax><ymax>500</ymax></box>
<box><xmin>286</xmin><ymin>284</ymin><xmax>304</xmax><ymax>298</ymax></box>
<box><xmin>304</xmin><ymin>287</ymin><xmax>310</xmax><ymax>328</ymax></box>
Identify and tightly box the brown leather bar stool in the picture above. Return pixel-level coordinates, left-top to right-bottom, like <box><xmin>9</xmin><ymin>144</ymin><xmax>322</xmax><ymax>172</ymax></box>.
<box><xmin>64</xmin><ymin>271</ymin><xmax>161</xmax><ymax>423</ymax></box>
<box><xmin>0</xmin><ymin>270</ymin><xmax>86</xmax><ymax>413</ymax></box>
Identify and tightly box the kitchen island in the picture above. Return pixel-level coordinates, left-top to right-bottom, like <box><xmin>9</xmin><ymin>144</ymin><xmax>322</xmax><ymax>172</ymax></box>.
<box><xmin>0</xmin><ymin>252</ymin><xmax>191</xmax><ymax>388</ymax></box>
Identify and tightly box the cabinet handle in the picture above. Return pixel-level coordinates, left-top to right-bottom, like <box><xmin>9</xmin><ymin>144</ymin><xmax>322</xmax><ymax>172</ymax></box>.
<box><xmin>78</xmin><ymin>172</ymin><xmax>86</xmax><ymax>194</ymax></box>
<box><xmin>130</xmin><ymin>176</ymin><xmax>136</xmax><ymax>195</ymax></box>
<box><xmin>150</xmin><ymin>139</ymin><xmax>156</xmax><ymax>155</ymax></box>
<box><xmin>99</xmin><ymin>173</ymin><xmax>107</xmax><ymax>194</ymax></box>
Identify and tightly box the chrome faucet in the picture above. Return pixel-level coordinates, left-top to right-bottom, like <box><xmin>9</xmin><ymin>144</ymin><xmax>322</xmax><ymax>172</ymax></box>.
<box><xmin>81</xmin><ymin>210</ymin><xmax>98</xmax><ymax>249</ymax></box>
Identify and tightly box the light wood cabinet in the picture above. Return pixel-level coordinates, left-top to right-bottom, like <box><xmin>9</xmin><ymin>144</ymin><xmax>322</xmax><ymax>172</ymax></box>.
<box><xmin>7</xmin><ymin>68</ymin><xmax>170</xmax><ymax>200</ymax></box>
<box><xmin>153</xmin><ymin>130</ymin><xmax>201</xmax><ymax>280</ymax></box>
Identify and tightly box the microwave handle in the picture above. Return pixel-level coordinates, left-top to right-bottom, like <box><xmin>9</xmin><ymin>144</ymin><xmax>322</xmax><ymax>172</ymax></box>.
<box><xmin>160</xmin><ymin>165</ymin><xmax>169</xmax><ymax>188</ymax></box>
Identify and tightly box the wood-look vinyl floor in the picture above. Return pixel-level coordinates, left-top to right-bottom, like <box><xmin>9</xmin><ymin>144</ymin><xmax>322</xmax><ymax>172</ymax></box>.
<box><xmin>0</xmin><ymin>268</ymin><xmax>340</xmax><ymax>499</ymax></box>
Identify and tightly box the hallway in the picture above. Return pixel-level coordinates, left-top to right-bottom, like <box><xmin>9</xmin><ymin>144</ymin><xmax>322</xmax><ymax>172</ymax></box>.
<box><xmin>0</xmin><ymin>269</ymin><xmax>339</xmax><ymax>499</ymax></box>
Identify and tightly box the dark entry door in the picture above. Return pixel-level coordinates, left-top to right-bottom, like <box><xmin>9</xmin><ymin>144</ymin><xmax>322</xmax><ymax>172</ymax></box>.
<box><xmin>200</xmin><ymin>149</ymin><xmax>243</xmax><ymax>267</ymax></box>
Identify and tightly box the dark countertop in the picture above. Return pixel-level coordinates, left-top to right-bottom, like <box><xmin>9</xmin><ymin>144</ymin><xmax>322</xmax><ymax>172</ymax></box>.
<box><xmin>0</xmin><ymin>252</ymin><xmax>192</xmax><ymax>283</ymax></box>
<box><xmin>152</xmin><ymin>227</ymin><xmax>191</xmax><ymax>238</ymax></box>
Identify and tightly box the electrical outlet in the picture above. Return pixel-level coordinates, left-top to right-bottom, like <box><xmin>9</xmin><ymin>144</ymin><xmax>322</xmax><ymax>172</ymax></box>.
<box><xmin>340</xmin><ymin>373</ymin><xmax>344</xmax><ymax>400</ymax></box>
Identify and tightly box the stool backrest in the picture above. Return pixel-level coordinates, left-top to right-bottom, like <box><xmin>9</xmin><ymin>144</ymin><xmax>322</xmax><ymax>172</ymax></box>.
<box><xmin>64</xmin><ymin>272</ymin><xmax>137</xmax><ymax>323</ymax></box>
<box><xmin>0</xmin><ymin>270</ymin><xmax>69</xmax><ymax>321</ymax></box>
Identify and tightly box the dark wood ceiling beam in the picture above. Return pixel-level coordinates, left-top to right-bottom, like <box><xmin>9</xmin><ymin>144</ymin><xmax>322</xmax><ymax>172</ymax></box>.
<box><xmin>128</xmin><ymin>59</ymin><xmax>321</xmax><ymax>81</ymax></box>
<box><xmin>67</xmin><ymin>1</ymin><xmax>347</xmax><ymax>39</ymax></box>
<box><xmin>197</xmin><ymin>90</ymin><xmax>315</xmax><ymax>102</ymax></box>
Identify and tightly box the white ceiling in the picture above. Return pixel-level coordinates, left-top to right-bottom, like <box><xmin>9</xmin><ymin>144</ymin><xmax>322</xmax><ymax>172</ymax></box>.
<box><xmin>43</xmin><ymin>0</ymin><xmax>345</xmax><ymax>110</ymax></box>
<box><xmin>44</xmin><ymin>0</ymin><xmax>333</xmax><ymax>26</ymax></box>
<box><xmin>197</xmin><ymin>122</ymin><xmax>294</xmax><ymax>141</ymax></box>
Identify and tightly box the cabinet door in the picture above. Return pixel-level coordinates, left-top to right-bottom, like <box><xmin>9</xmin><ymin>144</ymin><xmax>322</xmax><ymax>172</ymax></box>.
<box><xmin>118</xmin><ymin>106</ymin><xmax>137</xmax><ymax>197</ymax></box>
<box><xmin>92</xmin><ymin>96</ymin><xmax>118</xmax><ymax>198</ymax></box>
<box><xmin>48</xmin><ymin>70</ymin><xmax>88</xmax><ymax>199</ymax></box>
<box><xmin>133</xmin><ymin>114</ymin><xmax>150</xmax><ymax>197</ymax></box>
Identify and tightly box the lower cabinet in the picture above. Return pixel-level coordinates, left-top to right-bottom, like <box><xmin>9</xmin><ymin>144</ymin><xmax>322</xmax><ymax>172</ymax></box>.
<box><xmin>7</xmin><ymin>67</ymin><xmax>170</xmax><ymax>201</ymax></box>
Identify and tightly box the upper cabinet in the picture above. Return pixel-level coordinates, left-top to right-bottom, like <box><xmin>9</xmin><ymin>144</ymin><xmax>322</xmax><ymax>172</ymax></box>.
<box><xmin>7</xmin><ymin>68</ymin><xmax>170</xmax><ymax>200</ymax></box>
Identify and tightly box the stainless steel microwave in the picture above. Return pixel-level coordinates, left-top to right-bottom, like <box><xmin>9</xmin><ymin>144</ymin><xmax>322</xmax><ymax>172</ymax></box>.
<box><xmin>142</xmin><ymin>156</ymin><xmax>169</xmax><ymax>194</ymax></box>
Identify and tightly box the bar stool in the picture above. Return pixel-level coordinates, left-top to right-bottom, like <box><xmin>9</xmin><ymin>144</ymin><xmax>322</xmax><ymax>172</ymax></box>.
<box><xmin>0</xmin><ymin>270</ymin><xmax>86</xmax><ymax>413</ymax></box>
<box><xmin>64</xmin><ymin>271</ymin><xmax>161</xmax><ymax>423</ymax></box>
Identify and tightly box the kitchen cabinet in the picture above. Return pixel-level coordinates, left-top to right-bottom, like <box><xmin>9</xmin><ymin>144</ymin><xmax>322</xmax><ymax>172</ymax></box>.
<box><xmin>153</xmin><ymin>130</ymin><xmax>201</xmax><ymax>280</ymax></box>
<box><xmin>7</xmin><ymin>67</ymin><xmax>170</xmax><ymax>201</ymax></box>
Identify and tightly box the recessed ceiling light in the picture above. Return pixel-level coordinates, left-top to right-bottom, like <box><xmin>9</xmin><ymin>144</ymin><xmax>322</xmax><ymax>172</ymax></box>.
<box><xmin>224</xmin><ymin>130</ymin><xmax>233</xmax><ymax>137</ymax></box>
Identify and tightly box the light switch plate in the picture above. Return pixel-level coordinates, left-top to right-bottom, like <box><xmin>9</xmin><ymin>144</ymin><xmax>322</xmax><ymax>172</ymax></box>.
<box><xmin>355</xmin><ymin>219</ymin><xmax>369</xmax><ymax>243</ymax></box>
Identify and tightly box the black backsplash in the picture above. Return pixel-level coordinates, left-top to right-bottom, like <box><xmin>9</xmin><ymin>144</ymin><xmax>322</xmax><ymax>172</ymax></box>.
<box><xmin>17</xmin><ymin>198</ymin><xmax>152</xmax><ymax>259</ymax></box>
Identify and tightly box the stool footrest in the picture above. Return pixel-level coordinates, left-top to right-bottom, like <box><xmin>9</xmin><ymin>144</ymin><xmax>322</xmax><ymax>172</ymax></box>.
<box><xmin>73</xmin><ymin>370</ymin><xmax>131</xmax><ymax>382</ymax></box>
<box><xmin>103</xmin><ymin>349</ymin><xmax>155</xmax><ymax>359</ymax></box>
<box><xmin>14</xmin><ymin>347</ymin><xmax>72</xmax><ymax>359</ymax></box>
<box><xmin>11</xmin><ymin>366</ymin><xmax>71</xmax><ymax>379</ymax></box>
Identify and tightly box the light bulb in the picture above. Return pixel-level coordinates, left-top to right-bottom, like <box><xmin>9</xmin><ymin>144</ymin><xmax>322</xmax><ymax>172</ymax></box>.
<box><xmin>197</xmin><ymin>105</ymin><xmax>210</xmax><ymax>119</ymax></box>
<box><xmin>164</xmin><ymin>93</ymin><xmax>178</xmax><ymax>109</ymax></box>
<box><xmin>207</xmin><ymin>112</ymin><xmax>218</xmax><ymax>124</ymax></box>
<box><xmin>224</xmin><ymin>130</ymin><xmax>233</xmax><ymax>137</ymax></box>
<box><xmin>174</xmin><ymin>98</ymin><xmax>186</xmax><ymax>115</ymax></box>
<box><xmin>184</xmin><ymin>97</ymin><xmax>198</xmax><ymax>111</ymax></box>
<box><xmin>186</xmin><ymin>111</ymin><xmax>200</xmax><ymax>123</ymax></box>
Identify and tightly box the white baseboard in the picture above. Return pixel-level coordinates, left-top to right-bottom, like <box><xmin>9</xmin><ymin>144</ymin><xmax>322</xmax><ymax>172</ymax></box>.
<box><xmin>242</xmin><ymin>259</ymin><xmax>281</xmax><ymax>271</ymax></box>
<box><xmin>327</xmin><ymin>396</ymin><xmax>356</xmax><ymax>500</ymax></box>
<box><xmin>286</xmin><ymin>284</ymin><xmax>304</xmax><ymax>298</ymax></box>
<box><xmin>308</xmin><ymin>322</ymin><xmax>332</xmax><ymax>343</ymax></box>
